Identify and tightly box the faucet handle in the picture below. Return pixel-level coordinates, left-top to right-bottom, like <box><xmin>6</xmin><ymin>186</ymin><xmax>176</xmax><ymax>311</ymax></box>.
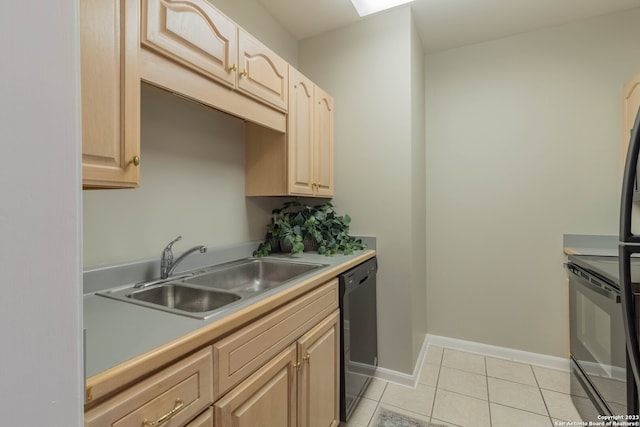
<box><xmin>165</xmin><ymin>235</ymin><xmax>182</xmax><ymax>250</ymax></box>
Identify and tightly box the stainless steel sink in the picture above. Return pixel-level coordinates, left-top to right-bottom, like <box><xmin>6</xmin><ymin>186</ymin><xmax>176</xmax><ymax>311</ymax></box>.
<box><xmin>184</xmin><ymin>258</ymin><xmax>326</xmax><ymax>293</ymax></box>
<box><xmin>96</xmin><ymin>258</ymin><xmax>327</xmax><ymax>319</ymax></box>
<box><xmin>98</xmin><ymin>282</ymin><xmax>241</xmax><ymax>319</ymax></box>
<box><xmin>128</xmin><ymin>284</ymin><xmax>241</xmax><ymax>313</ymax></box>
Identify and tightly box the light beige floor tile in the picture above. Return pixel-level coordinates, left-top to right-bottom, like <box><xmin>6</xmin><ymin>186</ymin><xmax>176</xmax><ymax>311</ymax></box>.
<box><xmin>532</xmin><ymin>366</ymin><xmax>571</xmax><ymax>394</ymax></box>
<box><xmin>438</xmin><ymin>366</ymin><xmax>487</xmax><ymax>400</ymax></box>
<box><xmin>486</xmin><ymin>357</ymin><xmax>537</xmax><ymax>386</ymax></box>
<box><xmin>541</xmin><ymin>389</ymin><xmax>596</xmax><ymax>422</ymax></box>
<box><xmin>490</xmin><ymin>403</ymin><xmax>553</xmax><ymax>427</ymax></box>
<box><xmin>430</xmin><ymin>418</ymin><xmax>463</xmax><ymax>426</ymax></box>
<box><xmin>488</xmin><ymin>377</ymin><xmax>547</xmax><ymax>415</ymax></box>
<box><xmin>432</xmin><ymin>389</ymin><xmax>490</xmax><ymax>427</ymax></box>
<box><xmin>369</xmin><ymin>404</ymin><xmax>430</xmax><ymax>427</ymax></box>
<box><xmin>425</xmin><ymin>345</ymin><xmax>444</xmax><ymax>365</ymax></box>
<box><xmin>380</xmin><ymin>383</ymin><xmax>435</xmax><ymax>417</ymax></box>
<box><xmin>441</xmin><ymin>349</ymin><xmax>486</xmax><ymax>375</ymax></box>
<box><xmin>343</xmin><ymin>397</ymin><xmax>377</xmax><ymax>427</ymax></box>
<box><xmin>363</xmin><ymin>378</ymin><xmax>388</xmax><ymax>401</ymax></box>
<box><xmin>419</xmin><ymin>362</ymin><xmax>440</xmax><ymax>387</ymax></box>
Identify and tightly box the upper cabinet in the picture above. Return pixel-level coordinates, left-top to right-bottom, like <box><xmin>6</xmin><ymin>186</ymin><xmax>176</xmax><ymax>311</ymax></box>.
<box><xmin>140</xmin><ymin>0</ymin><xmax>288</xmax><ymax>131</ymax></box>
<box><xmin>245</xmin><ymin>67</ymin><xmax>334</xmax><ymax>197</ymax></box>
<box><xmin>313</xmin><ymin>86</ymin><xmax>334</xmax><ymax>197</ymax></box>
<box><xmin>141</xmin><ymin>0</ymin><xmax>237</xmax><ymax>88</ymax></box>
<box><xmin>237</xmin><ymin>29</ymin><xmax>288</xmax><ymax>111</ymax></box>
<box><xmin>81</xmin><ymin>0</ymin><xmax>141</xmax><ymax>188</ymax></box>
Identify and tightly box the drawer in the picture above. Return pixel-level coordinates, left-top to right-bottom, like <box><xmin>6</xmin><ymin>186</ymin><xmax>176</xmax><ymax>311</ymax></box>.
<box><xmin>85</xmin><ymin>346</ymin><xmax>213</xmax><ymax>427</ymax></box>
<box><xmin>213</xmin><ymin>279</ymin><xmax>338</xmax><ymax>398</ymax></box>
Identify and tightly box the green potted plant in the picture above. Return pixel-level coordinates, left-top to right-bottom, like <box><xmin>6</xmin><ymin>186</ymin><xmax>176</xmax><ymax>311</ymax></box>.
<box><xmin>253</xmin><ymin>201</ymin><xmax>366</xmax><ymax>257</ymax></box>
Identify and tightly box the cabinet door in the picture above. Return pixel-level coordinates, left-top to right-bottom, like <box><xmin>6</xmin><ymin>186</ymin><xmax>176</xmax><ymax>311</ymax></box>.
<box><xmin>238</xmin><ymin>29</ymin><xmax>288</xmax><ymax>111</ymax></box>
<box><xmin>142</xmin><ymin>0</ymin><xmax>237</xmax><ymax>88</ymax></box>
<box><xmin>214</xmin><ymin>345</ymin><xmax>297</xmax><ymax>427</ymax></box>
<box><xmin>81</xmin><ymin>0</ymin><xmax>140</xmax><ymax>188</ymax></box>
<box><xmin>288</xmin><ymin>67</ymin><xmax>315</xmax><ymax>195</ymax></box>
<box><xmin>297</xmin><ymin>311</ymin><xmax>340</xmax><ymax>427</ymax></box>
<box><xmin>313</xmin><ymin>87</ymin><xmax>334</xmax><ymax>197</ymax></box>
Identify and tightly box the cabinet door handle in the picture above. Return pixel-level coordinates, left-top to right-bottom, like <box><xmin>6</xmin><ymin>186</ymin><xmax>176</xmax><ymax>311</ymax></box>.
<box><xmin>129</xmin><ymin>155</ymin><xmax>140</xmax><ymax>167</ymax></box>
<box><xmin>240</xmin><ymin>69</ymin><xmax>248</xmax><ymax>77</ymax></box>
<box><xmin>143</xmin><ymin>398</ymin><xmax>185</xmax><ymax>426</ymax></box>
<box><xmin>303</xmin><ymin>354</ymin><xmax>311</xmax><ymax>363</ymax></box>
<box><xmin>228</xmin><ymin>64</ymin><xmax>237</xmax><ymax>73</ymax></box>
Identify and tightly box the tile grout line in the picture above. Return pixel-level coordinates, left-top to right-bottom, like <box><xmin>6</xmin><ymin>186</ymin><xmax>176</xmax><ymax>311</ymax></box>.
<box><xmin>530</xmin><ymin>363</ymin><xmax>555</xmax><ymax>426</ymax></box>
<box><xmin>427</xmin><ymin>348</ymin><xmax>444</xmax><ymax>424</ymax></box>
<box><xmin>485</xmin><ymin>355</ymin><xmax>493</xmax><ymax>427</ymax></box>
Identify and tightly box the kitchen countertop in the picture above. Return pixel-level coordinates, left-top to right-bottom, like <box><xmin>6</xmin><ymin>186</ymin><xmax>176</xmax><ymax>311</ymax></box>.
<box><xmin>84</xmin><ymin>249</ymin><xmax>376</xmax><ymax>404</ymax></box>
<box><xmin>563</xmin><ymin>234</ymin><xmax>618</xmax><ymax>256</ymax></box>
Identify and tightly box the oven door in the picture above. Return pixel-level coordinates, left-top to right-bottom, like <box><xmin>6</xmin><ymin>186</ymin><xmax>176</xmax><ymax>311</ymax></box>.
<box><xmin>568</xmin><ymin>263</ymin><xmax>628</xmax><ymax>417</ymax></box>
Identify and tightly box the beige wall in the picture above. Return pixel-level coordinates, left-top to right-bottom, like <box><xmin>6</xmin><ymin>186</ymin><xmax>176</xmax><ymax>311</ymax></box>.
<box><xmin>299</xmin><ymin>7</ymin><xmax>427</xmax><ymax>374</ymax></box>
<box><xmin>425</xmin><ymin>8</ymin><xmax>640</xmax><ymax>358</ymax></box>
<box><xmin>410</xmin><ymin>13</ymin><xmax>427</xmax><ymax>365</ymax></box>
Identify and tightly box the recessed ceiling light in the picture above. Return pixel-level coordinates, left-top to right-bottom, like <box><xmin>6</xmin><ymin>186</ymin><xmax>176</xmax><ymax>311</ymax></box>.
<box><xmin>350</xmin><ymin>0</ymin><xmax>415</xmax><ymax>17</ymax></box>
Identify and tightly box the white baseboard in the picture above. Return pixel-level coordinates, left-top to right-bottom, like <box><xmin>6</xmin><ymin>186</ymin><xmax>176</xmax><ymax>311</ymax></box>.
<box><xmin>373</xmin><ymin>334</ymin><xmax>569</xmax><ymax>388</ymax></box>
<box><xmin>373</xmin><ymin>335</ymin><xmax>429</xmax><ymax>387</ymax></box>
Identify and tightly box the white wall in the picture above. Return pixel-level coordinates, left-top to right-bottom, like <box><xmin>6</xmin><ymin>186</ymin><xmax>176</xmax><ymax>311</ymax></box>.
<box><xmin>425</xmin><ymin>9</ymin><xmax>640</xmax><ymax>357</ymax></box>
<box><xmin>0</xmin><ymin>1</ymin><xmax>83</xmax><ymax>425</ymax></box>
<box><xmin>299</xmin><ymin>7</ymin><xmax>427</xmax><ymax>374</ymax></box>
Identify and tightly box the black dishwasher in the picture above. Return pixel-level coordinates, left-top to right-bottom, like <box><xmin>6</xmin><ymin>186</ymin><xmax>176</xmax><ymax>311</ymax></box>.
<box><xmin>339</xmin><ymin>257</ymin><xmax>378</xmax><ymax>422</ymax></box>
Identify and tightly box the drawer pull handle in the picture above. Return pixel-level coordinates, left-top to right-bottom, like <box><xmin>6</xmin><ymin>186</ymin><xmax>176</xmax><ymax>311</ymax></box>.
<box><xmin>143</xmin><ymin>398</ymin><xmax>185</xmax><ymax>426</ymax></box>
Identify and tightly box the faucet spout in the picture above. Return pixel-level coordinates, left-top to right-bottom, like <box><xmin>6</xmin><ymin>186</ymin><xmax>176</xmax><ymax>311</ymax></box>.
<box><xmin>160</xmin><ymin>235</ymin><xmax>207</xmax><ymax>279</ymax></box>
<box><xmin>167</xmin><ymin>245</ymin><xmax>207</xmax><ymax>277</ymax></box>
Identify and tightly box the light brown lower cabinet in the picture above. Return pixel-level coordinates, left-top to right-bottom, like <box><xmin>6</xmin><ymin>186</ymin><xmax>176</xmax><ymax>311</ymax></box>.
<box><xmin>85</xmin><ymin>281</ymin><xmax>341</xmax><ymax>427</ymax></box>
<box><xmin>84</xmin><ymin>346</ymin><xmax>213</xmax><ymax>427</ymax></box>
<box><xmin>214</xmin><ymin>311</ymin><xmax>340</xmax><ymax>427</ymax></box>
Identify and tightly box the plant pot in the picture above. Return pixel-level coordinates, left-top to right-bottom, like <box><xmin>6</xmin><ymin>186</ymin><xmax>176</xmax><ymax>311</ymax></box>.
<box><xmin>279</xmin><ymin>236</ymin><xmax>319</xmax><ymax>253</ymax></box>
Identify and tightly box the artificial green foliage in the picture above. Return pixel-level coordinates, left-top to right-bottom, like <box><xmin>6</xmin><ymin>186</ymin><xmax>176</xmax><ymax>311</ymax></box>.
<box><xmin>253</xmin><ymin>201</ymin><xmax>366</xmax><ymax>257</ymax></box>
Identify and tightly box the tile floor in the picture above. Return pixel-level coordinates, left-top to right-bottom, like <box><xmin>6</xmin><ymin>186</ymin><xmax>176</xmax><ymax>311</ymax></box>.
<box><xmin>343</xmin><ymin>345</ymin><xmax>591</xmax><ymax>427</ymax></box>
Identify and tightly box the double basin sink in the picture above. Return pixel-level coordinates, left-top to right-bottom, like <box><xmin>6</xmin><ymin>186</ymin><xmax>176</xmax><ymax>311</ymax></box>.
<box><xmin>97</xmin><ymin>258</ymin><xmax>326</xmax><ymax>319</ymax></box>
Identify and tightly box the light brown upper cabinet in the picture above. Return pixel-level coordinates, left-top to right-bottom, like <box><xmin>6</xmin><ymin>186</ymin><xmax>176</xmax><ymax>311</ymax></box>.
<box><xmin>141</xmin><ymin>0</ymin><xmax>237</xmax><ymax>88</ymax></box>
<box><xmin>312</xmin><ymin>85</ymin><xmax>334</xmax><ymax>197</ymax></box>
<box><xmin>246</xmin><ymin>67</ymin><xmax>334</xmax><ymax>197</ymax></box>
<box><xmin>623</xmin><ymin>73</ymin><xmax>640</xmax><ymax>164</ymax></box>
<box><xmin>81</xmin><ymin>0</ymin><xmax>141</xmax><ymax>188</ymax></box>
<box><xmin>237</xmin><ymin>29</ymin><xmax>288</xmax><ymax>111</ymax></box>
<box><xmin>141</xmin><ymin>0</ymin><xmax>288</xmax><ymax>113</ymax></box>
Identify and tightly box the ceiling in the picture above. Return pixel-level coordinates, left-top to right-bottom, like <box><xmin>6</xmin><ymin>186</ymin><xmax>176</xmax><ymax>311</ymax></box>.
<box><xmin>256</xmin><ymin>0</ymin><xmax>640</xmax><ymax>52</ymax></box>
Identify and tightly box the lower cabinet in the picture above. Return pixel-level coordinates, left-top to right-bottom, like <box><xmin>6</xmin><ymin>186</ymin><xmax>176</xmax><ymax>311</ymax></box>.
<box><xmin>85</xmin><ymin>280</ymin><xmax>340</xmax><ymax>427</ymax></box>
<box><xmin>84</xmin><ymin>346</ymin><xmax>213</xmax><ymax>427</ymax></box>
<box><xmin>214</xmin><ymin>311</ymin><xmax>340</xmax><ymax>427</ymax></box>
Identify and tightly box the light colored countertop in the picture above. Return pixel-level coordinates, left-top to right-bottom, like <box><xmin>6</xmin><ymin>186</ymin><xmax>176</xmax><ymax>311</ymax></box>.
<box><xmin>84</xmin><ymin>249</ymin><xmax>376</xmax><ymax>404</ymax></box>
<box><xmin>563</xmin><ymin>234</ymin><xmax>618</xmax><ymax>256</ymax></box>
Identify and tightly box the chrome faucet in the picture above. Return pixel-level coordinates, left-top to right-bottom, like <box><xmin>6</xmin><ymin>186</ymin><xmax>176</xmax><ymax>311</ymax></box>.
<box><xmin>160</xmin><ymin>236</ymin><xmax>207</xmax><ymax>279</ymax></box>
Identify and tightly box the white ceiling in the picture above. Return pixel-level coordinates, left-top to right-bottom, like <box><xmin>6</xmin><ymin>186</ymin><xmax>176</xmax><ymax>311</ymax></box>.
<box><xmin>257</xmin><ymin>0</ymin><xmax>640</xmax><ymax>52</ymax></box>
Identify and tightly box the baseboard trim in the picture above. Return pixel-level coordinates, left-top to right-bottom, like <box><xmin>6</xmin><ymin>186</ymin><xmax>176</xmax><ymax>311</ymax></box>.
<box><xmin>373</xmin><ymin>335</ymin><xmax>429</xmax><ymax>387</ymax></box>
<box><xmin>373</xmin><ymin>334</ymin><xmax>569</xmax><ymax>388</ymax></box>
<box><xmin>426</xmin><ymin>334</ymin><xmax>569</xmax><ymax>372</ymax></box>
